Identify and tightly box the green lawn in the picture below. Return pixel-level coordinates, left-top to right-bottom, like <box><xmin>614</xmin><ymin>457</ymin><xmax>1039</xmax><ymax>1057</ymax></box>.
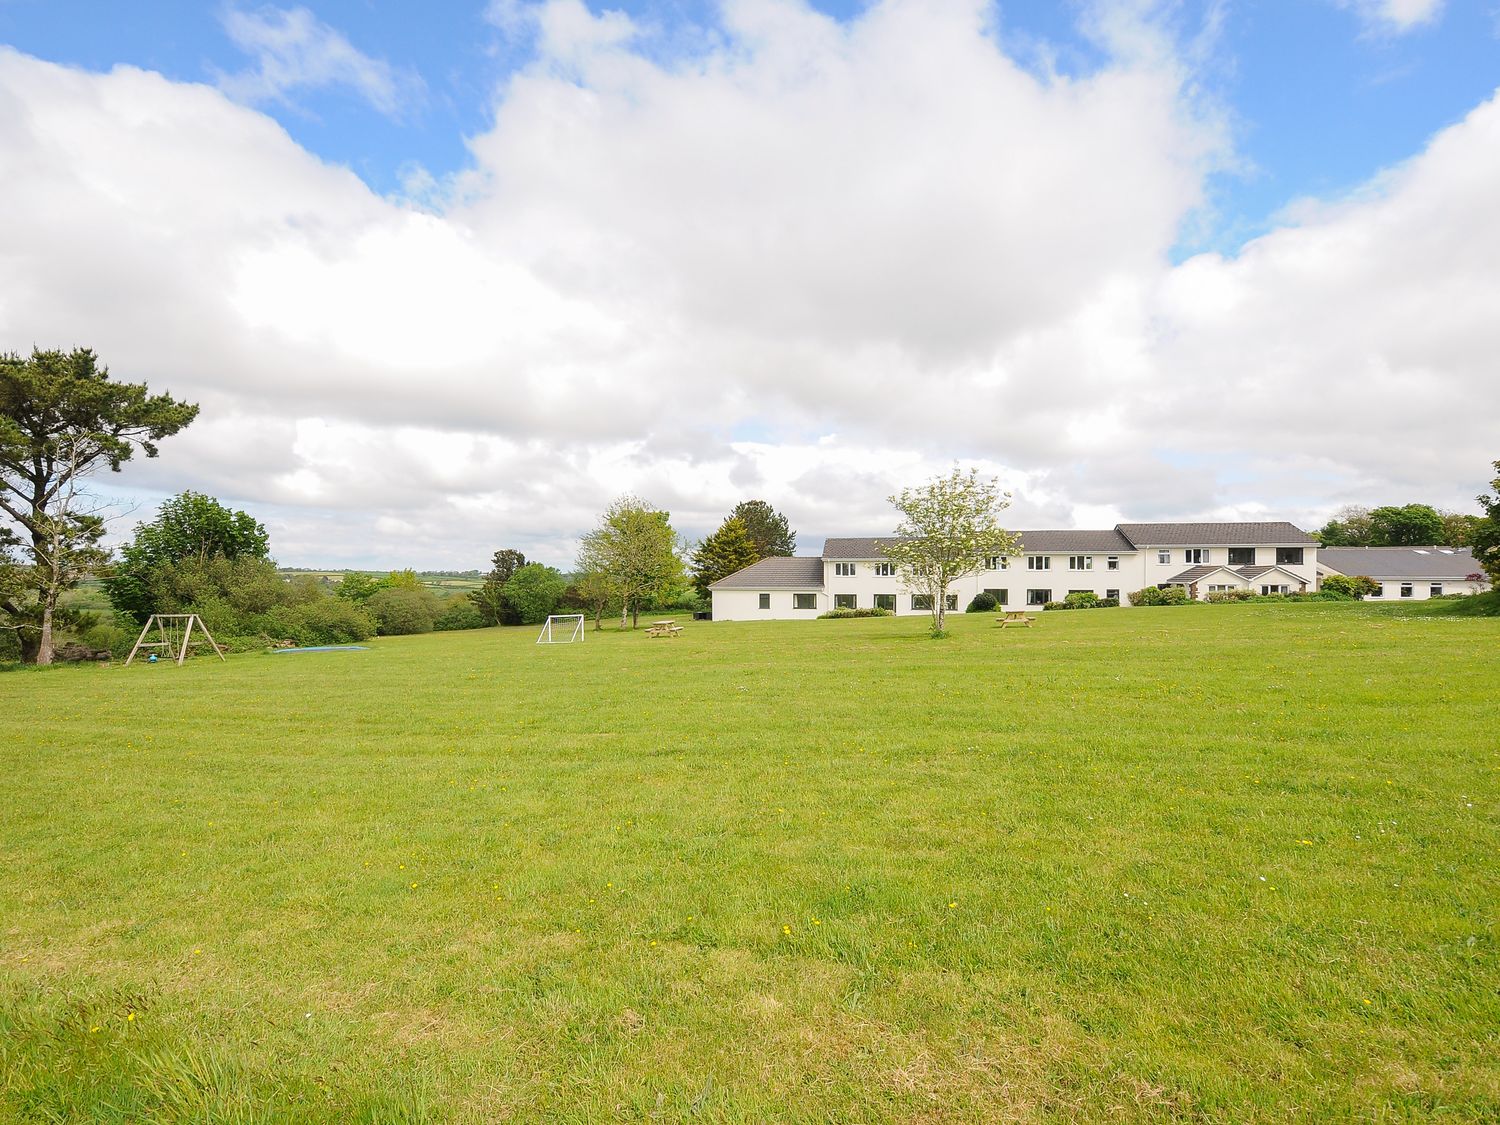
<box><xmin>3</xmin><ymin>604</ymin><xmax>1496</xmax><ymax>1122</ymax></box>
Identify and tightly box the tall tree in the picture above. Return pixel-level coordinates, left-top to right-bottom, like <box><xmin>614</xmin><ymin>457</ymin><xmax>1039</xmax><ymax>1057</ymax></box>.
<box><xmin>1314</xmin><ymin>505</ymin><xmax>1374</xmax><ymax>546</ymax></box>
<box><xmin>690</xmin><ymin>516</ymin><xmax>760</xmax><ymax>598</ymax></box>
<box><xmin>105</xmin><ymin>491</ymin><xmax>269</xmax><ymax>623</ymax></box>
<box><xmin>1439</xmin><ymin>510</ymin><xmax>1480</xmax><ymax>547</ymax></box>
<box><xmin>1367</xmin><ymin>504</ymin><xmax>1445</xmax><ymax>546</ymax></box>
<box><xmin>882</xmin><ymin>467</ymin><xmax>1021</xmax><ymax>637</ymax></box>
<box><xmin>469</xmin><ymin>548</ymin><xmax>527</xmax><ymax>625</ymax></box>
<box><xmin>1471</xmin><ymin>461</ymin><xmax>1500</xmax><ymax>586</ymax></box>
<box><xmin>572</xmin><ymin>539</ymin><xmax>615</xmax><ymax>631</ymax></box>
<box><xmin>0</xmin><ymin>348</ymin><xmax>197</xmax><ymax>663</ymax></box>
<box><xmin>502</xmin><ymin>563</ymin><xmax>568</xmax><ymax>625</ymax></box>
<box><xmin>580</xmin><ymin>496</ymin><xmax>683</xmax><ymax>629</ymax></box>
<box><xmin>730</xmin><ymin>499</ymin><xmax>796</xmax><ymax>558</ymax></box>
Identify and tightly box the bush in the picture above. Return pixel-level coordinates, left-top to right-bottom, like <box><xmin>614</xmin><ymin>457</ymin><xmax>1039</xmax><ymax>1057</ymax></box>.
<box><xmin>1064</xmin><ymin>591</ymin><xmax>1100</xmax><ymax>608</ymax></box>
<box><xmin>366</xmin><ymin>587</ymin><xmax>438</xmax><ymax>635</ymax></box>
<box><xmin>266</xmin><ymin>598</ymin><xmax>377</xmax><ymax>645</ymax></box>
<box><xmin>1205</xmin><ymin>589</ymin><xmax>1254</xmax><ymax>603</ymax></box>
<box><xmin>1321</xmin><ymin>573</ymin><xmax>1380</xmax><ymax>599</ymax></box>
<box><xmin>965</xmin><ymin>592</ymin><xmax>998</xmax><ymax>613</ymax></box>
<box><xmin>1128</xmin><ymin>586</ymin><xmax>1191</xmax><ymax>607</ymax></box>
<box><xmin>78</xmin><ymin>622</ymin><xmax>134</xmax><ymax>659</ymax></box>
<box><xmin>818</xmin><ymin>607</ymin><xmax>894</xmax><ymax>619</ymax></box>
<box><xmin>501</xmin><ymin>564</ymin><xmax>569</xmax><ymax>625</ymax></box>
<box><xmin>435</xmin><ymin>598</ymin><xmax>487</xmax><ymax>631</ymax></box>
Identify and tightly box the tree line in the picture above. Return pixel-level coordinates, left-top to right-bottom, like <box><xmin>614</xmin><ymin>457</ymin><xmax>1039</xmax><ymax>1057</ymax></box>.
<box><xmin>4</xmin><ymin>347</ymin><xmax>1498</xmax><ymax>663</ymax></box>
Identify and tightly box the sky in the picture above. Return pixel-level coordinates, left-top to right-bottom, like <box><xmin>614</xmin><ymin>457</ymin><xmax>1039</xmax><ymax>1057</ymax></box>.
<box><xmin>1</xmin><ymin>0</ymin><xmax>1498</xmax><ymax>568</ymax></box>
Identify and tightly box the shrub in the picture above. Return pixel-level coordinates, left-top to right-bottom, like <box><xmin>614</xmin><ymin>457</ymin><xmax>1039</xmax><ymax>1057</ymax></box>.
<box><xmin>435</xmin><ymin>599</ymin><xmax>487</xmax><ymax>631</ymax></box>
<box><xmin>1063</xmin><ymin>591</ymin><xmax>1100</xmax><ymax>609</ymax></box>
<box><xmin>366</xmin><ymin>587</ymin><xmax>438</xmax><ymax>635</ymax></box>
<box><xmin>1043</xmin><ymin>601</ymin><xmax>1068</xmax><ymax>611</ymax></box>
<box><xmin>1206</xmin><ymin>590</ymin><xmax>1255</xmax><ymax>603</ymax></box>
<box><xmin>1128</xmin><ymin>586</ymin><xmax>1190</xmax><ymax>607</ymax></box>
<box><xmin>78</xmin><ymin>622</ymin><xmax>133</xmax><ymax>659</ymax></box>
<box><xmin>965</xmin><ymin>592</ymin><xmax>998</xmax><ymax>613</ymax></box>
<box><xmin>502</xmin><ymin>564</ymin><xmax>569</xmax><ymax>625</ymax></box>
<box><xmin>266</xmin><ymin>598</ymin><xmax>378</xmax><ymax>645</ymax></box>
<box><xmin>1097</xmin><ymin>597</ymin><xmax>1120</xmax><ymax>608</ymax></box>
<box><xmin>818</xmin><ymin>607</ymin><xmax>894</xmax><ymax>619</ymax></box>
<box><xmin>1320</xmin><ymin>573</ymin><xmax>1380</xmax><ymax>599</ymax></box>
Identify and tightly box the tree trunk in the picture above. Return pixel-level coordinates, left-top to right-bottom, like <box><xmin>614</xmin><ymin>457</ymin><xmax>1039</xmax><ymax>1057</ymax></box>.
<box><xmin>933</xmin><ymin>595</ymin><xmax>945</xmax><ymax>635</ymax></box>
<box><xmin>631</xmin><ymin>602</ymin><xmax>640</xmax><ymax>629</ymax></box>
<box><xmin>17</xmin><ymin>628</ymin><xmax>41</xmax><ymax>664</ymax></box>
<box><xmin>36</xmin><ymin>594</ymin><xmax>56</xmax><ymax>665</ymax></box>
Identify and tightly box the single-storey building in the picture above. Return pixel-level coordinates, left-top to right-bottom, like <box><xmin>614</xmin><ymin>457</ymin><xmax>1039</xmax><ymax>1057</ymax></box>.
<box><xmin>709</xmin><ymin>521</ymin><xmax>1320</xmax><ymax>621</ymax></box>
<box><xmin>1316</xmin><ymin>546</ymin><xmax>1489</xmax><ymax>601</ymax></box>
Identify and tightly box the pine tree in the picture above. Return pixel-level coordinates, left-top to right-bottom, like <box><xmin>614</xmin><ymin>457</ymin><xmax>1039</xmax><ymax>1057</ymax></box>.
<box><xmin>729</xmin><ymin>500</ymin><xmax>796</xmax><ymax>558</ymax></box>
<box><xmin>690</xmin><ymin>516</ymin><xmax>760</xmax><ymax>597</ymax></box>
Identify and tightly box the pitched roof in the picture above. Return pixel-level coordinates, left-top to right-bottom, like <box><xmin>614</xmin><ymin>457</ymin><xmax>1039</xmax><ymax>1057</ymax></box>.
<box><xmin>822</xmin><ymin>537</ymin><xmax>900</xmax><ymax>559</ymax></box>
<box><xmin>1017</xmin><ymin>529</ymin><xmax>1135</xmax><ymax>552</ymax></box>
<box><xmin>1318</xmin><ymin>546</ymin><xmax>1484</xmax><ymax>580</ymax></box>
<box><xmin>709</xmin><ymin>556</ymin><xmax>825</xmax><ymax>589</ymax></box>
<box><xmin>1117</xmin><ymin>521</ymin><xmax>1315</xmax><ymax>546</ymax></box>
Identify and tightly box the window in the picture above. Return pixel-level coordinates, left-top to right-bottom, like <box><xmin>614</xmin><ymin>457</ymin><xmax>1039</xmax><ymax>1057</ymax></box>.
<box><xmin>1184</xmin><ymin>548</ymin><xmax>1208</xmax><ymax>564</ymax></box>
<box><xmin>873</xmin><ymin>593</ymin><xmax>896</xmax><ymax>611</ymax></box>
<box><xmin>1105</xmin><ymin>589</ymin><xmax>1119</xmax><ymax>600</ymax></box>
<box><xmin>873</xmin><ymin>562</ymin><xmax>894</xmax><ymax>577</ymax></box>
<box><xmin>1276</xmin><ymin>547</ymin><xmax>1305</xmax><ymax>566</ymax></box>
<box><xmin>1368</xmin><ymin>584</ymin><xmax>1382</xmax><ymax>598</ymax></box>
<box><xmin>1430</xmin><ymin>583</ymin><xmax>1443</xmax><ymax>598</ymax></box>
<box><xmin>1027</xmin><ymin>589</ymin><xmax>1051</xmax><ymax>606</ymax></box>
<box><xmin>1261</xmin><ymin>584</ymin><xmax>1289</xmax><ymax>596</ymax></box>
<box><xmin>1157</xmin><ymin>549</ymin><xmax>1171</xmax><ymax>564</ymax></box>
<box><xmin>985</xmin><ymin>555</ymin><xmax>1008</xmax><ymax>570</ymax></box>
<box><xmin>1207</xmin><ymin>584</ymin><xmax>1232</xmax><ymax>593</ymax></box>
<box><xmin>1107</xmin><ymin>556</ymin><xmax>1119</xmax><ymax>570</ymax></box>
<box><xmin>1069</xmin><ymin>555</ymin><xmax>1093</xmax><ymax>571</ymax></box>
<box><xmin>1400</xmin><ymin>583</ymin><xmax>1413</xmax><ymax>598</ymax></box>
<box><xmin>945</xmin><ymin>594</ymin><xmax>958</xmax><ymax>611</ymax></box>
<box><xmin>834</xmin><ymin>562</ymin><xmax>855</xmax><ymax>577</ymax></box>
<box><xmin>834</xmin><ymin>593</ymin><xmax>856</xmax><ymax>610</ymax></box>
<box><xmin>758</xmin><ymin>593</ymin><xmax>770</xmax><ymax>610</ymax></box>
<box><xmin>911</xmin><ymin>594</ymin><xmax>933</xmax><ymax>611</ymax></box>
<box><xmin>985</xmin><ymin>588</ymin><xmax>1009</xmax><ymax>605</ymax></box>
<box><xmin>793</xmin><ymin>593</ymin><xmax>817</xmax><ymax>610</ymax></box>
<box><xmin>1228</xmin><ymin>547</ymin><xmax>1254</xmax><ymax>566</ymax></box>
<box><xmin>1027</xmin><ymin>556</ymin><xmax>1050</xmax><ymax>571</ymax></box>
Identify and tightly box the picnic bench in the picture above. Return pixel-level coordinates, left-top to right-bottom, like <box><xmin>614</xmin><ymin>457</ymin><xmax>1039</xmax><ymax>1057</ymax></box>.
<box><xmin>997</xmin><ymin>611</ymin><xmax>1034</xmax><ymax>628</ymax></box>
<box><xmin>647</xmin><ymin>619</ymin><xmax>684</xmax><ymax>638</ymax></box>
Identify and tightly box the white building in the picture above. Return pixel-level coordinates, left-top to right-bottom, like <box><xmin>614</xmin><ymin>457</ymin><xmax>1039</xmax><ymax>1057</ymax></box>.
<box><xmin>1317</xmin><ymin>546</ymin><xmax>1489</xmax><ymax>601</ymax></box>
<box><xmin>710</xmin><ymin>522</ymin><xmax>1319</xmax><ymax>621</ymax></box>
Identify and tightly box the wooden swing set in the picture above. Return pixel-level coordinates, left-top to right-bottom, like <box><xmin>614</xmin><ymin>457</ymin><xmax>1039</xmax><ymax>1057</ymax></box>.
<box><xmin>124</xmin><ymin>614</ymin><xmax>226</xmax><ymax>666</ymax></box>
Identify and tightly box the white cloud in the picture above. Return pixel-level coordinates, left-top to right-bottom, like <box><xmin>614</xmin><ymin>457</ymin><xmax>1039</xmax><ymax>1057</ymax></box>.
<box><xmin>1335</xmin><ymin>0</ymin><xmax>1445</xmax><ymax>35</ymax></box>
<box><xmin>217</xmin><ymin>4</ymin><xmax>425</xmax><ymax>119</ymax></box>
<box><xmin>0</xmin><ymin>0</ymin><xmax>1497</xmax><ymax>570</ymax></box>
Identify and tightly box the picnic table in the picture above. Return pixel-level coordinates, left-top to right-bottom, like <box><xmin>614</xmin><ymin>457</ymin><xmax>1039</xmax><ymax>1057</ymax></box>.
<box><xmin>647</xmin><ymin>619</ymin><xmax>684</xmax><ymax>638</ymax></box>
<box><xmin>997</xmin><ymin>611</ymin><xmax>1034</xmax><ymax>628</ymax></box>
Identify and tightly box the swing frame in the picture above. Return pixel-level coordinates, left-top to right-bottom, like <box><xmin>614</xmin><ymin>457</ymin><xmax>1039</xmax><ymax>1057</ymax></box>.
<box><xmin>124</xmin><ymin>614</ymin><xmax>227</xmax><ymax>666</ymax></box>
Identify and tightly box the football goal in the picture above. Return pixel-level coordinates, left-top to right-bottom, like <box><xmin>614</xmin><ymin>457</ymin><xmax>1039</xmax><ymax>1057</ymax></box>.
<box><xmin>536</xmin><ymin>614</ymin><xmax>585</xmax><ymax>645</ymax></box>
<box><xmin>125</xmin><ymin>614</ymin><xmax>227</xmax><ymax>666</ymax></box>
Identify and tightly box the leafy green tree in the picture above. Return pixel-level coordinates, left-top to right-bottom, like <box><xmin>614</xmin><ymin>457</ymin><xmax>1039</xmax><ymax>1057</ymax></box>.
<box><xmin>571</xmin><ymin>541</ymin><xmax>615</xmax><ymax>631</ymax></box>
<box><xmin>689</xmin><ymin>516</ymin><xmax>760</xmax><ymax>598</ymax></box>
<box><xmin>882</xmin><ymin>467</ymin><xmax>1021</xmax><ymax>637</ymax></box>
<box><xmin>105</xmin><ymin>491</ymin><xmax>269</xmax><ymax>623</ymax></box>
<box><xmin>1439</xmin><ymin>510</ymin><xmax>1480</xmax><ymax>547</ymax></box>
<box><xmin>383</xmin><ymin>568</ymin><xmax>426</xmax><ymax>591</ymax></box>
<box><xmin>1367</xmin><ymin>504</ymin><xmax>1445</xmax><ymax>546</ymax></box>
<box><xmin>1471</xmin><ymin>461</ymin><xmax>1500</xmax><ymax>586</ymax></box>
<box><xmin>469</xmin><ymin>548</ymin><xmax>526</xmax><ymax>625</ymax></box>
<box><xmin>366</xmin><ymin>587</ymin><xmax>438</xmax><ymax>635</ymax></box>
<box><xmin>1</xmin><ymin>348</ymin><xmax>197</xmax><ymax>663</ymax></box>
<box><xmin>729</xmin><ymin>500</ymin><xmax>796</xmax><ymax>558</ymax></box>
<box><xmin>335</xmin><ymin>573</ymin><xmax>383</xmax><ymax>603</ymax></box>
<box><xmin>580</xmin><ymin>496</ymin><xmax>683</xmax><ymax>629</ymax></box>
<box><xmin>1314</xmin><ymin>505</ymin><xmax>1373</xmax><ymax>546</ymax></box>
<box><xmin>502</xmin><ymin>563</ymin><xmax>568</xmax><ymax>625</ymax></box>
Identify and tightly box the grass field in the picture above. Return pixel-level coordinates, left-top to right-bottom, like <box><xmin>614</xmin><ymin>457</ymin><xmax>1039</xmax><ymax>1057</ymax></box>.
<box><xmin>3</xmin><ymin>603</ymin><xmax>1497</xmax><ymax>1122</ymax></box>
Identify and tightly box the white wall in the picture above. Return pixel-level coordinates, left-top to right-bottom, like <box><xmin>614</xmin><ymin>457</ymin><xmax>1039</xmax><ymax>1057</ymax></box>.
<box><xmin>1363</xmin><ymin>578</ymin><xmax>1488</xmax><ymax>601</ymax></box>
<box><xmin>710</xmin><ymin>588</ymin><xmax>827</xmax><ymax>621</ymax></box>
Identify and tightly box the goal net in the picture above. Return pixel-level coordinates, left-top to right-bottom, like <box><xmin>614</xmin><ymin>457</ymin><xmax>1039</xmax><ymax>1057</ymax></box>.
<box><xmin>536</xmin><ymin>614</ymin><xmax>585</xmax><ymax>645</ymax></box>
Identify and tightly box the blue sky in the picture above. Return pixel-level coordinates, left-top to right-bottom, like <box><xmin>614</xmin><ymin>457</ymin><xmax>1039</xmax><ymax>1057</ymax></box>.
<box><xmin>4</xmin><ymin>1</ymin><xmax>1496</xmax><ymax>250</ymax></box>
<box><xmin>2</xmin><ymin>1</ymin><xmax>1498</xmax><ymax>566</ymax></box>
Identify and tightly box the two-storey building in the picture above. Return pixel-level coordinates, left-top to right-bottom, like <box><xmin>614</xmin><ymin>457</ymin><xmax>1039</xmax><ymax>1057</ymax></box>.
<box><xmin>709</xmin><ymin>521</ymin><xmax>1319</xmax><ymax>620</ymax></box>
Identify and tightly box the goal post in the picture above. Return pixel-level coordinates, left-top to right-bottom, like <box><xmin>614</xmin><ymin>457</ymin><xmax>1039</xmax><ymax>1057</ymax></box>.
<box><xmin>536</xmin><ymin>614</ymin><xmax>585</xmax><ymax>645</ymax></box>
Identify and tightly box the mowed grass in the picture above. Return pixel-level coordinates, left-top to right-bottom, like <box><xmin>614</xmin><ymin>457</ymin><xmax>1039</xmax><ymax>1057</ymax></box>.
<box><xmin>2</xmin><ymin>604</ymin><xmax>1497</xmax><ymax>1123</ymax></box>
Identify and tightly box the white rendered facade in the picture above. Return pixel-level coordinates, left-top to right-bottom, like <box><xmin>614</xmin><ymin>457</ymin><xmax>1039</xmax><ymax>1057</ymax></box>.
<box><xmin>710</xmin><ymin>523</ymin><xmax>1321</xmax><ymax>621</ymax></box>
<box><xmin>1317</xmin><ymin>547</ymin><xmax>1489</xmax><ymax>601</ymax></box>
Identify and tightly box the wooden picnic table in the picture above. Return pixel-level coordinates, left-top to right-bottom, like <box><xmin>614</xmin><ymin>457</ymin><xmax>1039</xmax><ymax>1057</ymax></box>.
<box><xmin>647</xmin><ymin>619</ymin><xmax>684</xmax><ymax>638</ymax></box>
<box><xmin>997</xmin><ymin>611</ymin><xmax>1034</xmax><ymax>628</ymax></box>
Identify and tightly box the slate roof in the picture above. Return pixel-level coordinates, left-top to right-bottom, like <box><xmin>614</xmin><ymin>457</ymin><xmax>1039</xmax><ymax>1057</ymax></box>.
<box><xmin>1318</xmin><ymin>547</ymin><xmax>1483</xmax><ymax>580</ymax></box>
<box><xmin>709</xmin><ymin>556</ymin><xmax>826</xmax><ymax>589</ymax></box>
<box><xmin>1017</xmin><ymin>529</ymin><xmax>1135</xmax><ymax>552</ymax></box>
<box><xmin>821</xmin><ymin>537</ymin><xmax>902</xmax><ymax>559</ymax></box>
<box><xmin>1166</xmin><ymin>564</ymin><xmax>1301</xmax><ymax>584</ymax></box>
<box><xmin>1117</xmin><ymin>521</ymin><xmax>1314</xmax><ymax>546</ymax></box>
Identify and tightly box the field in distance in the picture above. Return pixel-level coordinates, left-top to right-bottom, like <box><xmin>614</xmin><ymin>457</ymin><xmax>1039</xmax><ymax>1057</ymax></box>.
<box><xmin>277</xmin><ymin>568</ymin><xmax>486</xmax><ymax>596</ymax></box>
<box><xmin>3</xmin><ymin>602</ymin><xmax>1496</xmax><ymax>1122</ymax></box>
